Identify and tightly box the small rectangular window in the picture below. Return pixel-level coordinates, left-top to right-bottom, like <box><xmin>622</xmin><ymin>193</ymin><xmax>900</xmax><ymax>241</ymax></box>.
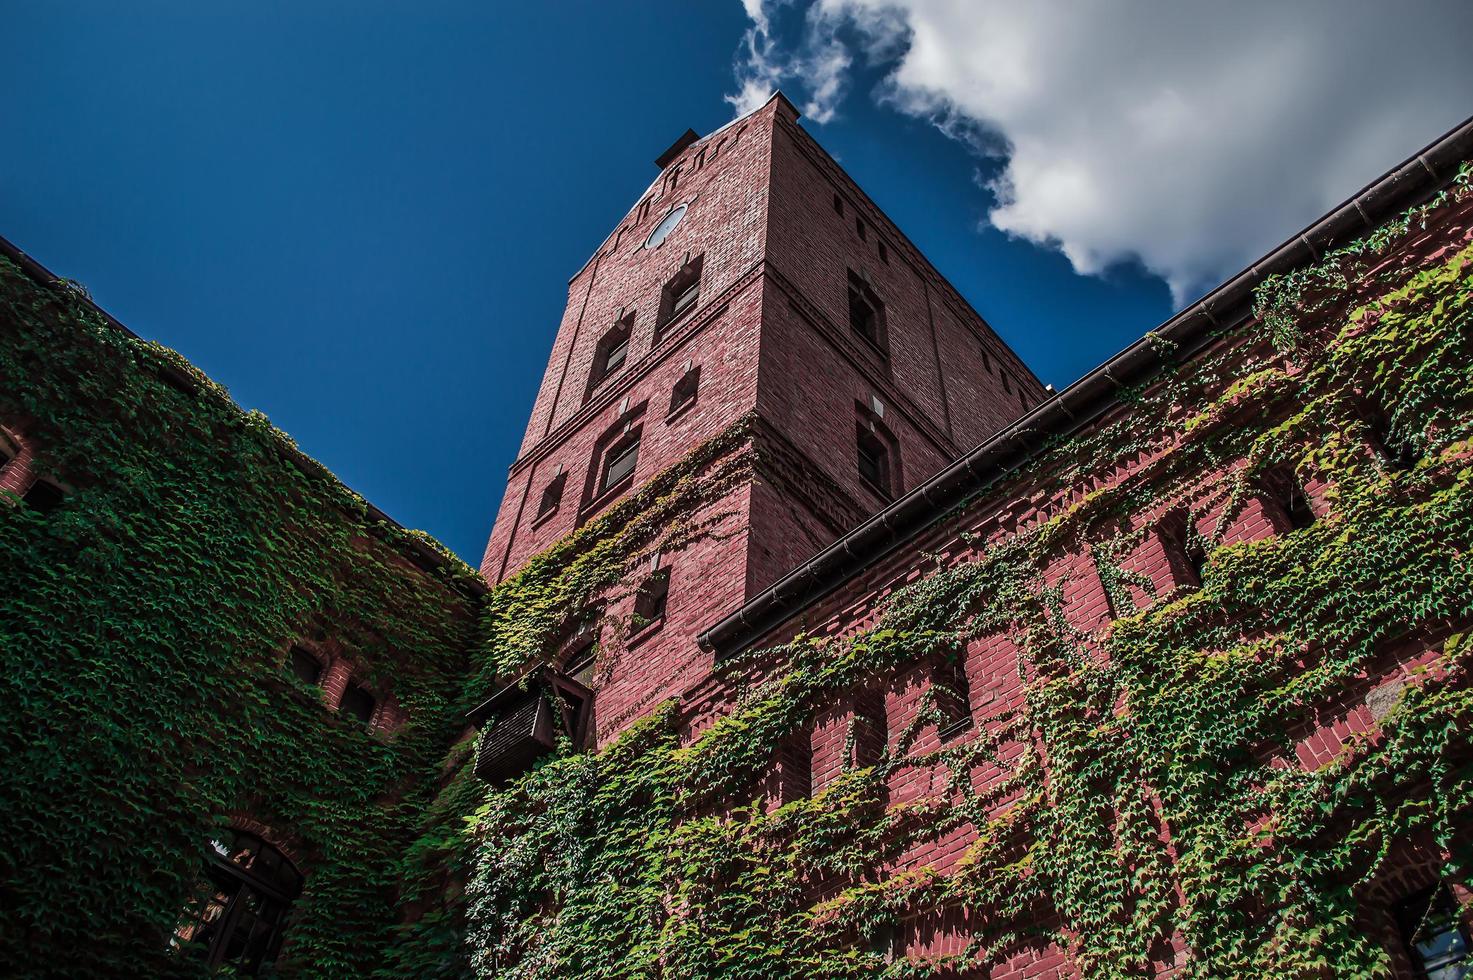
<box><xmin>878</xmin><ymin>240</ymin><xmax>888</xmax><ymax>264</ymax></box>
<box><xmin>657</xmin><ymin>256</ymin><xmax>704</xmax><ymax>339</ymax></box>
<box><xmin>589</xmin><ymin>316</ymin><xmax>634</xmax><ymax>396</ymax></box>
<box><xmin>340</xmin><ymin>685</ymin><xmax>376</xmax><ymax>726</ymax></box>
<box><xmin>536</xmin><ymin>472</ymin><xmax>566</xmax><ymax>520</ymax></box>
<box><xmin>290</xmin><ymin>646</ymin><xmax>322</xmax><ymax>686</ymax></box>
<box><xmin>933</xmin><ymin>655</ymin><xmax>972</xmax><ymax>737</ymax></box>
<box><xmin>669</xmin><ymin>365</ymin><xmax>700</xmax><ymax>417</ymax></box>
<box><xmin>633</xmin><ymin>567</ymin><xmax>670</xmax><ymax>630</ymax></box>
<box><xmin>857</xmin><ymin>425</ymin><xmax>891</xmax><ymax>497</ymax></box>
<box><xmin>602</xmin><ymin>436</ymin><xmax>640</xmax><ymax>493</ymax></box>
<box><xmin>833</xmin><ymin>193</ymin><xmax>844</xmax><ymax>216</ymax></box>
<box><xmin>603</xmin><ymin>336</ymin><xmax>629</xmax><ymax>374</ymax></box>
<box><xmin>22</xmin><ymin>480</ymin><xmax>64</xmax><ymax>515</ymax></box>
<box><xmin>855</xmin><ymin>216</ymin><xmax>867</xmax><ymax>240</ymax></box>
<box><xmin>847</xmin><ymin>272</ymin><xmax>886</xmax><ymax>354</ymax></box>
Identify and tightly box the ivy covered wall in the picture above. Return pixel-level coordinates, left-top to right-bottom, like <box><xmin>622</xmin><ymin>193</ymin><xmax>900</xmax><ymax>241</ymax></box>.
<box><xmin>429</xmin><ymin>168</ymin><xmax>1473</xmax><ymax>977</ymax></box>
<box><xmin>3</xmin><ymin>159</ymin><xmax>1470</xmax><ymax>978</ymax></box>
<box><xmin>0</xmin><ymin>258</ymin><xmax>483</xmax><ymax>977</ymax></box>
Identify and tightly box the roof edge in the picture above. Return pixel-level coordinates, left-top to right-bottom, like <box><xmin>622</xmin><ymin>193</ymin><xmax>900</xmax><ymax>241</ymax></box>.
<box><xmin>0</xmin><ymin>233</ymin><xmax>488</xmax><ymax>599</ymax></box>
<box><xmin>699</xmin><ymin>113</ymin><xmax>1473</xmax><ymax>658</ymax></box>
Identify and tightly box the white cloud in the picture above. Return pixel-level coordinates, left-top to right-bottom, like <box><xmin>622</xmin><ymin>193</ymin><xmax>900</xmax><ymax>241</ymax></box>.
<box><xmin>730</xmin><ymin>0</ymin><xmax>1473</xmax><ymax>305</ymax></box>
<box><xmin>727</xmin><ymin>1</ymin><xmax>851</xmax><ymax>124</ymax></box>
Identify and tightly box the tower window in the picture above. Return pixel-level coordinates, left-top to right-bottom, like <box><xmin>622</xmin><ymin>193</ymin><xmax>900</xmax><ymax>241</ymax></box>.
<box><xmin>847</xmin><ymin>272</ymin><xmax>887</xmax><ymax>355</ymax></box>
<box><xmin>668</xmin><ymin>364</ymin><xmax>700</xmax><ymax>417</ymax></box>
<box><xmin>22</xmin><ymin>480</ymin><xmax>65</xmax><ymax>515</ymax></box>
<box><xmin>1395</xmin><ymin>883</ymin><xmax>1470</xmax><ymax>978</ymax></box>
<box><xmin>657</xmin><ymin>255</ymin><xmax>703</xmax><ymax>339</ymax></box>
<box><xmin>855</xmin><ymin>216</ymin><xmax>867</xmax><ymax>241</ymax></box>
<box><xmin>340</xmin><ymin>684</ymin><xmax>376</xmax><ymax>726</ymax></box>
<box><xmin>589</xmin><ymin>317</ymin><xmax>633</xmax><ymax>392</ymax></box>
<box><xmin>632</xmin><ymin>567</ymin><xmax>671</xmax><ymax>632</ymax></box>
<box><xmin>601</xmin><ymin>434</ymin><xmax>640</xmax><ymax>495</ymax></box>
<box><xmin>857</xmin><ymin>424</ymin><xmax>892</xmax><ymax>498</ymax></box>
<box><xmin>833</xmin><ymin>193</ymin><xmax>844</xmax><ymax>216</ymax></box>
<box><xmin>289</xmin><ymin>646</ymin><xmax>322</xmax><ymax>686</ymax></box>
<box><xmin>536</xmin><ymin>471</ymin><xmax>567</xmax><ymax>521</ymax></box>
<box><xmin>878</xmin><ymin>240</ymin><xmax>889</xmax><ymax>264</ymax></box>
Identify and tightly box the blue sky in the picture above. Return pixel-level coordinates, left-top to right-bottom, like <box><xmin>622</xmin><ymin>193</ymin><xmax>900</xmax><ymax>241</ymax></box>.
<box><xmin>5</xmin><ymin>2</ymin><xmax>1469</xmax><ymax>562</ymax></box>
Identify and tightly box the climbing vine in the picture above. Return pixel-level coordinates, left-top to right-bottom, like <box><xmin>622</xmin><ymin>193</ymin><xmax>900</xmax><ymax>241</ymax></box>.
<box><xmin>3</xmin><ymin>159</ymin><xmax>1470</xmax><ymax>978</ymax></box>
<box><xmin>0</xmin><ymin>261</ymin><xmax>481</xmax><ymax>978</ymax></box>
<box><xmin>442</xmin><ymin>163</ymin><xmax>1473</xmax><ymax>978</ymax></box>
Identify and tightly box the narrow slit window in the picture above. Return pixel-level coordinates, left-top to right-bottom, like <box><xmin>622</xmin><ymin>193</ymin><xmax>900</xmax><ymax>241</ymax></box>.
<box><xmin>601</xmin><ymin>435</ymin><xmax>640</xmax><ymax>494</ymax></box>
<box><xmin>589</xmin><ymin>317</ymin><xmax>634</xmax><ymax>392</ymax></box>
<box><xmin>855</xmin><ymin>216</ymin><xmax>867</xmax><ymax>240</ymax></box>
<box><xmin>1164</xmin><ymin>512</ymin><xmax>1207</xmax><ymax>588</ymax></box>
<box><xmin>1370</xmin><ymin>410</ymin><xmax>1418</xmax><ymax>471</ymax></box>
<box><xmin>878</xmin><ymin>240</ymin><xmax>889</xmax><ymax>264</ymax></box>
<box><xmin>340</xmin><ymin>685</ymin><xmax>376</xmax><ymax>726</ymax></box>
<box><xmin>847</xmin><ymin>272</ymin><xmax>886</xmax><ymax>354</ymax></box>
<box><xmin>1266</xmin><ymin>469</ymin><xmax>1315</xmax><ymax>531</ymax></box>
<box><xmin>933</xmin><ymin>654</ymin><xmax>973</xmax><ymax>737</ymax></box>
<box><xmin>833</xmin><ymin>193</ymin><xmax>844</xmax><ymax>216</ymax></box>
<box><xmin>857</xmin><ymin>424</ymin><xmax>892</xmax><ymax>498</ymax></box>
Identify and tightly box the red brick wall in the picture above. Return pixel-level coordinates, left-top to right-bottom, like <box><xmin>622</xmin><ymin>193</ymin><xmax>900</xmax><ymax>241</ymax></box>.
<box><xmin>481</xmin><ymin>95</ymin><xmax>1039</xmax><ymax>747</ymax></box>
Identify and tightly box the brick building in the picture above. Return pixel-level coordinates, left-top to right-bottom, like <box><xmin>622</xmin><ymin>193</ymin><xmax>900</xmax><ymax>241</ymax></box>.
<box><xmin>3</xmin><ymin>89</ymin><xmax>1472</xmax><ymax>977</ymax></box>
<box><xmin>464</xmin><ymin>96</ymin><xmax>1473</xmax><ymax>978</ymax></box>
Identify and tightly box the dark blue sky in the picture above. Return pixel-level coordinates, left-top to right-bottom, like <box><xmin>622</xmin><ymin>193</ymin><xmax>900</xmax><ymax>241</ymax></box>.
<box><xmin>3</xmin><ymin>2</ymin><xmax>1172</xmax><ymax>563</ymax></box>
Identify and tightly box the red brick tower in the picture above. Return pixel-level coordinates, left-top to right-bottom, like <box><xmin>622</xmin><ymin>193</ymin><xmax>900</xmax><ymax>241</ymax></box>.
<box><xmin>480</xmin><ymin>93</ymin><xmax>1043</xmax><ymax>740</ymax></box>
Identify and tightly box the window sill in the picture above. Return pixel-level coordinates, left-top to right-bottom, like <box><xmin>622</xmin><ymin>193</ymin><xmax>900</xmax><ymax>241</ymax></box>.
<box><xmin>852</xmin><ymin>329</ymin><xmax>889</xmax><ymax>361</ymax></box>
<box><xmin>657</xmin><ymin>304</ymin><xmax>698</xmax><ymax>340</ymax></box>
<box><xmin>530</xmin><ymin>504</ymin><xmax>560</xmax><ymax>529</ymax></box>
<box><xmin>859</xmin><ymin>474</ymin><xmax>893</xmax><ymax>503</ymax></box>
<box><xmin>584</xmin><ymin>368</ymin><xmax>627</xmax><ymax>404</ymax></box>
<box><xmin>627</xmin><ymin>616</ymin><xmax>666</xmax><ymax>648</ymax></box>
<box><xmin>938</xmin><ymin>716</ymin><xmax>974</xmax><ymax>742</ymax></box>
<box><xmin>666</xmin><ymin>397</ymin><xmax>696</xmax><ymax>423</ymax></box>
<box><xmin>579</xmin><ymin>475</ymin><xmax>634</xmax><ymax>524</ymax></box>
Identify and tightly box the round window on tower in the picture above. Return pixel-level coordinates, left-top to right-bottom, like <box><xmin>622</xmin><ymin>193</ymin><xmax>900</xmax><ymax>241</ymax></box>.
<box><xmin>644</xmin><ymin>204</ymin><xmax>687</xmax><ymax>249</ymax></box>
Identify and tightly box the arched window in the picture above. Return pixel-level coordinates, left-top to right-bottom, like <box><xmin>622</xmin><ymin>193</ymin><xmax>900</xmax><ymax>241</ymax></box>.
<box><xmin>173</xmin><ymin>829</ymin><xmax>303</xmax><ymax>974</ymax></box>
<box><xmin>1394</xmin><ymin>883</ymin><xmax>1471</xmax><ymax>977</ymax></box>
